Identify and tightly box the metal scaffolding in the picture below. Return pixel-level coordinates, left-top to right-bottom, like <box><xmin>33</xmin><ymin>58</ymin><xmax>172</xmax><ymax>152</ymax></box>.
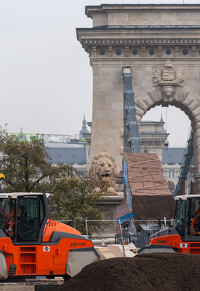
<box><xmin>174</xmin><ymin>130</ymin><xmax>193</xmax><ymax>196</ymax></box>
<box><xmin>122</xmin><ymin>67</ymin><xmax>140</xmax><ymax>153</ymax></box>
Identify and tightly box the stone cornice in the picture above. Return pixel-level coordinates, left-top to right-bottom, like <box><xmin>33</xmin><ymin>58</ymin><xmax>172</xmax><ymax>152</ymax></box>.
<box><xmin>78</xmin><ymin>25</ymin><xmax>200</xmax><ymax>31</ymax></box>
<box><xmin>77</xmin><ymin>27</ymin><xmax>200</xmax><ymax>40</ymax></box>
<box><xmin>140</xmin><ymin>138</ymin><xmax>168</xmax><ymax>142</ymax></box>
<box><xmin>81</xmin><ymin>38</ymin><xmax>200</xmax><ymax>47</ymax></box>
<box><xmin>77</xmin><ymin>29</ymin><xmax>200</xmax><ymax>54</ymax></box>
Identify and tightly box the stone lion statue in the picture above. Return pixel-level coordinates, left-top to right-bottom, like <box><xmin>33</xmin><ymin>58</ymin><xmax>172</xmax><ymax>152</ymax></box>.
<box><xmin>89</xmin><ymin>152</ymin><xmax>118</xmax><ymax>195</ymax></box>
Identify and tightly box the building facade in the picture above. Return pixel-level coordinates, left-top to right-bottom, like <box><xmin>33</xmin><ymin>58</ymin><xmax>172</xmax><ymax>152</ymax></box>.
<box><xmin>139</xmin><ymin>118</ymin><xmax>168</xmax><ymax>161</ymax></box>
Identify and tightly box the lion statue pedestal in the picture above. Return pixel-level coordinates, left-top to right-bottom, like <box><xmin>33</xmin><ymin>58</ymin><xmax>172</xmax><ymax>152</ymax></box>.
<box><xmin>89</xmin><ymin>153</ymin><xmax>124</xmax><ymax>238</ymax></box>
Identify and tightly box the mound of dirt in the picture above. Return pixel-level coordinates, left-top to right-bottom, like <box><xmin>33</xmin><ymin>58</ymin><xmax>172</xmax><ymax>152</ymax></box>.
<box><xmin>57</xmin><ymin>253</ymin><xmax>200</xmax><ymax>291</ymax></box>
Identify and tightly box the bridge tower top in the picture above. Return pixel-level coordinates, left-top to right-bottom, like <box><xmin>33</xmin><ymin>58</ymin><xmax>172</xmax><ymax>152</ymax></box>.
<box><xmin>77</xmin><ymin>4</ymin><xmax>200</xmax><ymax>185</ymax></box>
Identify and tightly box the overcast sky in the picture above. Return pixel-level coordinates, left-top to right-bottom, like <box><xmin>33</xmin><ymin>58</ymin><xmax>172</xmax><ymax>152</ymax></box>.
<box><xmin>0</xmin><ymin>0</ymin><xmax>198</xmax><ymax>146</ymax></box>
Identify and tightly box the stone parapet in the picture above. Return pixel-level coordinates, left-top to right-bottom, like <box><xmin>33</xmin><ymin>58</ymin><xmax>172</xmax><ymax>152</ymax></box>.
<box><xmin>85</xmin><ymin>4</ymin><xmax>200</xmax><ymax>26</ymax></box>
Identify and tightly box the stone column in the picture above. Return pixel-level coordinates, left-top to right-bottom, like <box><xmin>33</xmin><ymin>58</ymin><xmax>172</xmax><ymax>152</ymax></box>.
<box><xmin>90</xmin><ymin>62</ymin><xmax>124</xmax><ymax>171</ymax></box>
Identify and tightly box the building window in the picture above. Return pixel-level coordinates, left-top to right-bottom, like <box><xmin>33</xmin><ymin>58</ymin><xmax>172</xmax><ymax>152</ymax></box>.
<box><xmin>99</xmin><ymin>49</ymin><xmax>105</xmax><ymax>55</ymax></box>
<box><xmin>182</xmin><ymin>49</ymin><xmax>188</xmax><ymax>55</ymax></box>
<box><xmin>132</xmin><ymin>49</ymin><xmax>138</xmax><ymax>55</ymax></box>
<box><xmin>166</xmin><ymin>49</ymin><xmax>171</xmax><ymax>55</ymax></box>
<box><xmin>149</xmin><ymin>49</ymin><xmax>155</xmax><ymax>55</ymax></box>
<box><xmin>116</xmin><ymin>49</ymin><xmax>122</xmax><ymax>55</ymax></box>
<box><xmin>169</xmin><ymin>170</ymin><xmax>175</xmax><ymax>178</ymax></box>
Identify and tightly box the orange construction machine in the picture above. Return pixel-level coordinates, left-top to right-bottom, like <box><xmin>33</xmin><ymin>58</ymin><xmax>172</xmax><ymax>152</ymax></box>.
<box><xmin>0</xmin><ymin>192</ymin><xmax>99</xmax><ymax>280</ymax></box>
<box><xmin>139</xmin><ymin>195</ymin><xmax>200</xmax><ymax>255</ymax></box>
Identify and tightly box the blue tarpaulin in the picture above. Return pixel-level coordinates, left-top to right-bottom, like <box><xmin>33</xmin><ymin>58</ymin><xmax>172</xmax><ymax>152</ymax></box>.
<box><xmin>123</xmin><ymin>158</ymin><xmax>132</xmax><ymax>211</ymax></box>
<box><xmin>117</xmin><ymin>212</ymin><xmax>135</xmax><ymax>224</ymax></box>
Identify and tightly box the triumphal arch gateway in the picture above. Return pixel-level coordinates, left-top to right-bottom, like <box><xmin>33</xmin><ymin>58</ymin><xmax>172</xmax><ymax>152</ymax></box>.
<box><xmin>77</xmin><ymin>4</ymin><xmax>200</xmax><ymax>191</ymax></box>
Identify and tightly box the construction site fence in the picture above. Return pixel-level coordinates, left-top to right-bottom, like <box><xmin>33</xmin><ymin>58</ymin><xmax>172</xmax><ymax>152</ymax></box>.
<box><xmin>59</xmin><ymin>218</ymin><xmax>174</xmax><ymax>249</ymax></box>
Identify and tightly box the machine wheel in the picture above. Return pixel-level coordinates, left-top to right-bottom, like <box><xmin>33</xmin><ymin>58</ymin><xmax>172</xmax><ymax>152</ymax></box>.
<box><xmin>138</xmin><ymin>244</ymin><xmax>176</xmax><ymax>254</ymax></box>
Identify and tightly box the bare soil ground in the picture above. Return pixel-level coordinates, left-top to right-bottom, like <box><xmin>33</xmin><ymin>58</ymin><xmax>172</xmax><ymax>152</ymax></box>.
<box><xmin>57</xmin><ymin>253</ymin><xmax>200</xmax><ymax>291</ymax></box>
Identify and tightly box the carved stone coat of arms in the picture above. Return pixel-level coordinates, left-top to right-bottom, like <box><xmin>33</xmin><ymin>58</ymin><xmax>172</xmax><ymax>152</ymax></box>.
<box><xmin>152</xmin><ymin>60</ymin><xmax>185</xmax><ymax>102</ymax></box>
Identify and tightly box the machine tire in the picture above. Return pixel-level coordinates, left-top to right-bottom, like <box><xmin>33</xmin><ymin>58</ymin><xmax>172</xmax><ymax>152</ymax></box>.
<box><xmin>138</xmin><ymin>244</ymin><xmax>176</xmax><ymax>254</ymax></box>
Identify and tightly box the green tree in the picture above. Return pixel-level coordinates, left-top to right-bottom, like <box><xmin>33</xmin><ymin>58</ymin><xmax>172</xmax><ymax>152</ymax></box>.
<box><xmin>0</xmin><ymin>127</ymin><xmax>102</xmax><ymax>235</ymax></box>
<box><xmin>49</xmin><ymin>176</ymin><xmax>103</xmax><ymax>235</ymax></box>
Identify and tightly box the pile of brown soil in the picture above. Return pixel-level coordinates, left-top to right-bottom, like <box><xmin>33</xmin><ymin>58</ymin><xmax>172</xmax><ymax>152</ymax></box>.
<box><xmin>57</xmin><ymin>253</ymin><xmax>200</xmax><ymax>291</ymax></box>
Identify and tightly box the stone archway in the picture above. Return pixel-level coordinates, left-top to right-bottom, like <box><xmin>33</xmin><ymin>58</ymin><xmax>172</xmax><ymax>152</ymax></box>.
<box><xmin>77</xmin><ymin>4</ymin><xmax>200</xmax><ymax>187</ymax></box>
<box><xmin>134</xmin><ymin>59</ymin><xmax>200</xmax><ymax>188</ymax></box>
<box><xmin>135</xmin><ymin>60</ymin><xmax>200</xmax><ymax>191</ymax></box>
